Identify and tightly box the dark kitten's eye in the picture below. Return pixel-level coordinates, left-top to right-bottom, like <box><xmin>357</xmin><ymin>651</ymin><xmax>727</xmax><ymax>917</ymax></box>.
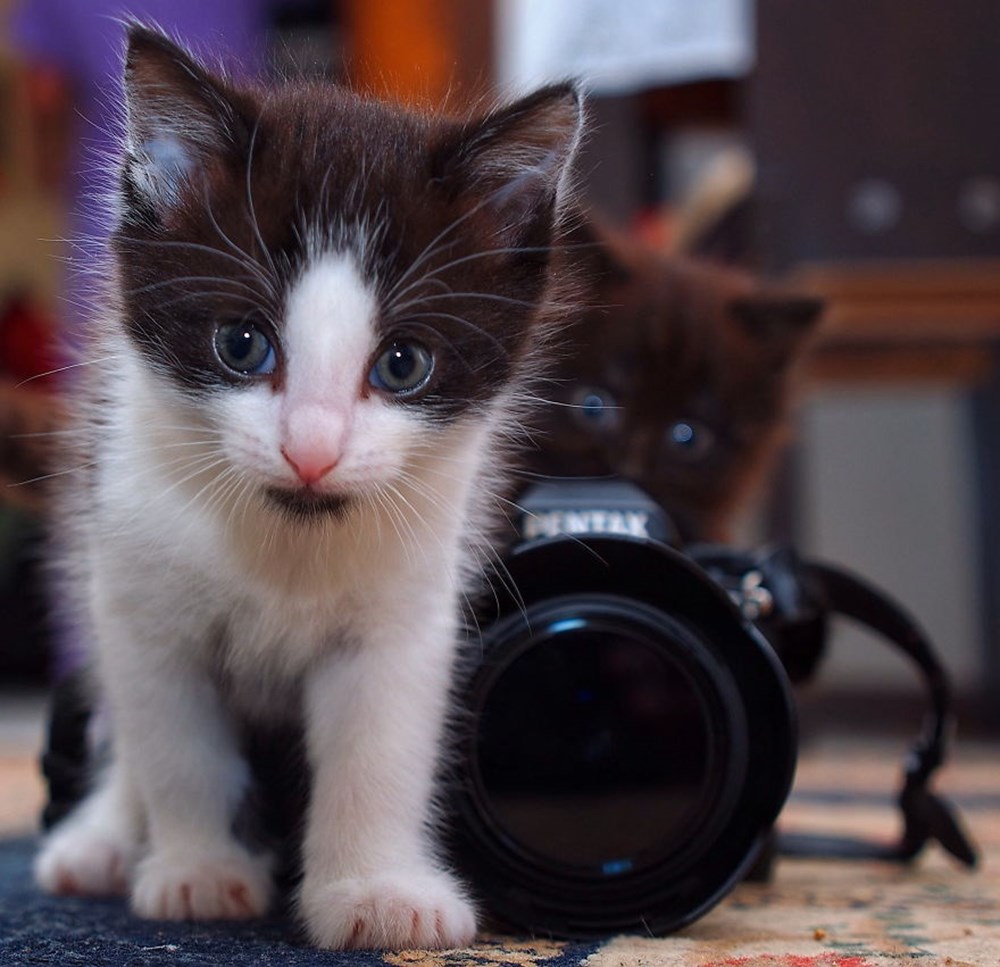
<box><xmin>666</xmin><ymin>419</ymin><xmax>715</xmax><ymax>462</ymax></box>
<box><xmin>370</xmin><ymin>340</ymin><xmax>434</xmax><ymax>395</ymax></box>
<box><xmin>214</xmin><ymin>321</ymin><xmax>276</xmax><ymax>376</ymax></box>
<box><xmin>571</xmin><ymin>387</ymin><xmax>621</xmax><ymax>431</ymax></box>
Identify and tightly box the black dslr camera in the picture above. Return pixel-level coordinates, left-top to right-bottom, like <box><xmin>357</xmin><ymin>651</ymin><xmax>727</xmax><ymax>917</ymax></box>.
<box><xmin>42</xmin><ymin>479</ymin><xmax>976</xmax><ymax>941</ymax></box>
<box><xmin>445</xmin><ymin>479</ymin><xmax>977</xmax><ymax>939</ymax></box>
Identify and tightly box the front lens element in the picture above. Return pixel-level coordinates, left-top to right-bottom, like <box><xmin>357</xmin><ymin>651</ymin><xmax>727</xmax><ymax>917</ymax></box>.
<box><xmin>475</xmin><ymin>609</ymin><xmax>722</xmax><ymax>876</ymax></box>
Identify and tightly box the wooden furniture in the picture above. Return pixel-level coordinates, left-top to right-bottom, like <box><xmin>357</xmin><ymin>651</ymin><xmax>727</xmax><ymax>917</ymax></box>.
<box><xmin>795</xmin><ymin>261</ymin><xmax>1000</xmax><ymax>385</ymax></box>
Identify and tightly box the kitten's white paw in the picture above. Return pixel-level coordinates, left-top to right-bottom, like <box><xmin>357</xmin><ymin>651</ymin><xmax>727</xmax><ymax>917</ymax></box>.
<box><xmin>131</xmin><ymin>848</ymin><xmax>272</xmax><ymax>921</ymax></box>
<box><xmin>300</xmin><ymin>870</ymin><xmax>477</xmax><ymax>950</ymax></box>
<box><xmin>35</xmin><ymin>825</ymin><xmax>137</xmax><ymax>897</ymax></box>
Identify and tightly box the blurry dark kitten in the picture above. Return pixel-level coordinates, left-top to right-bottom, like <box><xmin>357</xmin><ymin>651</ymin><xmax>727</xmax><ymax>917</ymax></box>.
<box><xmin>531</xmin><ymin>219</ymin><xmax>823</xmax><ymax>541</ymax></box>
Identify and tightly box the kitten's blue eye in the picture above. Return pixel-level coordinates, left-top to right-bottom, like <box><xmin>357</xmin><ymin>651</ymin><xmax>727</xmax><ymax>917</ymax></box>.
<box><xmin>672</xmin><ymin>422</ymin><xmax>695</xmax><ymax>445</ymax></box>
<box><xmin>572</xmin><ymin>387</ymin><xmax>621</xmax><ymax>430</ymax></box>
<box><xmin>214</xmin><ymin>321</ymin><xmax>276</xmax><ymax>376</ymax></box>
<box><xmin>667</xmin><ymin>419</ymin><xmax>715</xmax><ymax>461</ymax></box>
<box><xmin>581</xmin><ymin>393</ymin><xmax>607</xmax><ymax>419</ymax></box>
<box><xmin>370</xmin><ymin>341</ymin><xmax>433</xmax><ymax>395</ymax></box>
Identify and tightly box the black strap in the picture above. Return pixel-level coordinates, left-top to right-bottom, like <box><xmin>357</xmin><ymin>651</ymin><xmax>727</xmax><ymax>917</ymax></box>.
<box><xmin>779</xmin><ymin>559</ymin><xmax>978</xmax><ymax>868</ymax></box>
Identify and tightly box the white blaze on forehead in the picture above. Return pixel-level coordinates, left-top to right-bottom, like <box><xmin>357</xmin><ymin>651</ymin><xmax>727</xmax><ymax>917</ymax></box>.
<box><xmin>283</xmin><ymin>251</ymin><xmax>378</xmax><ymax>406</ymax></box>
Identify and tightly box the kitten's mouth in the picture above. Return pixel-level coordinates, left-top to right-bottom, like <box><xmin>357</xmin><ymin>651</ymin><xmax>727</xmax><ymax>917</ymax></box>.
<box><xmin>264</xmin><ymin>486</ymin><xmax>353</xmax><ymax>522</ymax></box>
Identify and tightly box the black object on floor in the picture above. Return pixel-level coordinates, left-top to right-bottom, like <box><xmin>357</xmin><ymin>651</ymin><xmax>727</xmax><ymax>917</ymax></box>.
<box><xmin>0</xmin><ymin>838</ymin><xmax>599</xmax><ymax>967</ymax></box>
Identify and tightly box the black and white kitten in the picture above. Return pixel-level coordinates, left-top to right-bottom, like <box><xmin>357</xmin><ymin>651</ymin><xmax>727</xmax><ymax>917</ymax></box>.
<box><xmin>34</xmin><ymin>26</ymin><xmax>582</xmax><ymax>950</ymax></box>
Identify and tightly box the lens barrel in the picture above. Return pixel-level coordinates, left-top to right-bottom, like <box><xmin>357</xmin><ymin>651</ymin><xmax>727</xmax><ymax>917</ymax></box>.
<box><xmin>449</xmin><ymin>533</ymin><xmax>796</xmax><ymax>938</ymax></box>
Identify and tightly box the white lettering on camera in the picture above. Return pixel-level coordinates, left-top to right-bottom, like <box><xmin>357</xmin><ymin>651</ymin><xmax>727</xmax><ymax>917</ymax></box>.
<box><xmin>522</xmin><ymin>509</ymin><xmax>651</xmax><ymax>540</ymax></box>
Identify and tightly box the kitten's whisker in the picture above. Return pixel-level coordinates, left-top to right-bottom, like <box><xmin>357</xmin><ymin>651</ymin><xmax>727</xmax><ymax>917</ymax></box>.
<box><xmin>14</xmin><ymin>355</ymin><xmax>121</xmax><ymax>388</ymax></box>
<box><xmin>106</xmin><ymin>452</ymin><xmax>230</xmax><ymax>528</ymax></box>
<box><xmin>158</xmin><ymin>465</ymin><xmax>243</xmax><ymax>570</ymax></box>
<box><xmin>7</xmin><ymin>430</ymin><xmax>77</xmax><ymax>441</ymax></box>
<box><xmin>245</xmin><ymin>118</ymin><xmax>280</xmax><ymax>284</ymax></box>
<box><xmin>6</xmin><ymin>462</ymin><xmax>98</xmax><ymax>487</ymax></box>
<box><xmin>391</xmin><ymin>290</ymin><xmax>536</xmax><ymax>315</ymax></box>
<box><xmin>392</xmin><ymin>471</ymin><xmax>452</xmax><ymax>516</ymax></box>
<box><xmin>505</xmin><ymin>392</ymin><xmax>624</xmax><ymax>412</ymax></box>
<box><xmin>139</xmin><ymin>452</ymin><xmax>231</xmax><ymax>501</ymax></box>
<box><xmin>317</xmin><ymin>155</ymin><xmax>337</xmax><ymax>226</ymax></box>
<box><xmin>354</xmin><ymin>490</ymin><xmax>380</xmax><ymax>551</ymax></box>
<box><xmin>391</xmin><ymin>473</ymin><xmax>467</xmax><ymax>545</ymax></box>
<box><xmin>494</xmin><ymin>492</ymin><xmax>610</xmax><ymax>569</ymax></box>
<box><xmin>120</xmin><ymin>446</ymin><xmax>225</xmax><ymax>471</ymax></box>
<box><xmin>380</xmin><ymin>273</ymin><xmax>452</xmax><ymax>314</ymax></box>
<box><xmin>151</xmin><ymin>290</ymin><xmax>270</xmax><ymax>314</ymax></box>
<box><xmin>200</xmin><ymin>185</ymin><xmax>279</xmax><ymax>301</ymax></box>
<box><xmin>384</xmin><ymin>172</ymin><xmax>555</xmax><ymax>307</ymax></box>
<box><xmin>118</xmin><ymin>235</ymin><xmax>276</xmax><ymax>297</ymax></box>
<box><xmin>383</xmin><ymin>480</ymin><xmax>447</xmax><ymax>561</ymax></box>
<box><xmin>119</xmin><ymin>421</ymin><xmax>224</xmax><ymax>436</ymax></box>
<box><xmin>123</xmin><ymin>275</ymin><xmax>266</xmax><ymax>300</ymax></box>
<box><xmin>171</xmin><ymin>462</ymin><xmax>242</xmax><ymax>529</ymax></box>
<box><xmin>399</xmin><ymin>313</ymin><xmax>508</xmax><ymax>364</ymax></box>
<box><xmin>371</xmin><ymin>484</ymin><xmax>411</xmax><ymax>567</ymax></box>
<box><xmin>515</xmin><ymin>470</ymin><xmax>617</xmax><ymax>482</ymax></box>
<box><xmin>206</xmin><ymin>465</ymin><xmax>251</xmax><ymax>536</ymax></box>
<box><xmin>191</xmin><ymin>465</ymin><xmax>237</xmax><ymax>520</ymax></box>
<box><xmin>387</xmin><ymin>244</ymin><xmax>557</xmax><ymax>310</ymax></box>
<box><xmin>383</xmin><ymin>489</ymin><xmax>421</xmax><ymax>569</ymax></box>
<box><xmin>477</xmin><ymin>534</ymin><xmax>531</xmax><ymax>629</ymax></box>
<box><xmin>233</xmin><ymin>474</ymin><xmax>259</xmax><ymax>538</ymax></box>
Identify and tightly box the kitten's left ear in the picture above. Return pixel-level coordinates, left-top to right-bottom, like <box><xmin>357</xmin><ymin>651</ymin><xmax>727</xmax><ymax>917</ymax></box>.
<box><xmin>729</xmin><ymin>294</ymin><xmax>824</xmax><ymax>363</ymax></box>
<box><xmin>121</xmin><ymin>24</ymin><xmax>247</xmax><ymax>217</ymax></box>
<box><xmin>434</xmin><ymin>84</ymin><xmax>584</xmax><ymax>246</ymax></box>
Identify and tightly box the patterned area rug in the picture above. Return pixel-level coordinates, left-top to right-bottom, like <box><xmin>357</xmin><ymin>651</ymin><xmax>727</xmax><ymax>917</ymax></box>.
<box><xmin>1</xmin><ymin>739</ymin><xmax>997</xmax><ymax>967</ymax></box>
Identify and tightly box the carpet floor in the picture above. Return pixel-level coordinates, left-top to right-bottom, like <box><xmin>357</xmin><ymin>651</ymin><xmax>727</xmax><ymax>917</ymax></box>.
<box><xmin>1</xmin><ymin>738</ymin><xmax>997</xmax><ymax>967</ymax></box>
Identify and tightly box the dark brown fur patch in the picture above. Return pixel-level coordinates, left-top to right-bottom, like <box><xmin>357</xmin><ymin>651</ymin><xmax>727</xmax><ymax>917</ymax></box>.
<box><xmin>529</xmin><ymin>217</ymin><xmax>823</xmax><ymax>541</ymax></box>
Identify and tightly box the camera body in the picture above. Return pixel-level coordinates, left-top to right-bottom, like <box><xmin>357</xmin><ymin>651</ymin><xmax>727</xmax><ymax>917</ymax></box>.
<box><xmin>447</xmin><ymin>479</ymin><xmax>799</xmax><ymax>937</ymax></box>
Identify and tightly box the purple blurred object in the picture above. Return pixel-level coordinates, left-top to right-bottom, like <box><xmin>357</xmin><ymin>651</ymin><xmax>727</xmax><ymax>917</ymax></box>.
<box><xmin>10</xmin><ymin>1</ymin><xmax>271</xmax><ymax>680</ymax></box>
<box><xmin>11</xmin><ymin>0</ymin><xmax>270</xmax><ymax>258</ymax></box>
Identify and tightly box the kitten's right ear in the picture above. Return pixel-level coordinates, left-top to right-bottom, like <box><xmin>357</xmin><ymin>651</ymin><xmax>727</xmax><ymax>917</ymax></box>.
<box><xmin>122</xmin><ymin>25</ymin><xmax>244</xmax><ymax>216</ymax></box>
<box><xmin>728</xmin><ymin>294</ymin><xmax>825</xmax><ymax>365</ymax></box>
<box><xmin>433</xmin><ymin>84</ymin><xmax>584</xmax><ymax>246</ymax></box>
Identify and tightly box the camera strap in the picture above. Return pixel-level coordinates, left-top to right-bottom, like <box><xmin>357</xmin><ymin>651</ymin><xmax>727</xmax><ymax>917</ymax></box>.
<box><xmin>780</xmin><ymin>558</ymin><xmax>978</xmax><ymax>868</ymax></box>
<box><xmin>690</xmin><ymin>544</ymin><xmax>978</xmax><ymax>868</ymax></box>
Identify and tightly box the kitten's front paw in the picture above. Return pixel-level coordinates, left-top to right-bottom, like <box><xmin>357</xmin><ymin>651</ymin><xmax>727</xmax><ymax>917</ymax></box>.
<box><xmin>300</xmin><ymin>870</ymin><xmax>477</xmax><ymax>950</ymax></box>
<box><xmin>35</xmin><ymin>827</ymin><xmax>137</xmax><ymax>897</ymax></box>
<box><xmin>132</xmin><ymin>848</ymin><xmax>272</xmax><ymax>921</ymax></box>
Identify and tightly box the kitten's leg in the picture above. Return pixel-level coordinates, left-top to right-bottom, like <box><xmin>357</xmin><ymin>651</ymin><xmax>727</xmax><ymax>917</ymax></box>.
<box><xmin>91</xmin><ymin>598</ymin><xmax>272</xmax><ymax>921</ymax></box>
<box><xmin>298</xmin><ymin>602</ymin><xmax>476</xmax><ymax>950</ymax></box>
<box><xmin>35</xmin><ymin>760</ymin><xmax>143</xmax><ymax>896</ymax></box>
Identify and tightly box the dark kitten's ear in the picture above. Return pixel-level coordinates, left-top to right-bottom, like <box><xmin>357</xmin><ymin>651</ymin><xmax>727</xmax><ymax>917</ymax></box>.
<box><xmin>729</xmin><ymin>294</ymin><xmax>824</xmax><ymax>363</ymax></box>
<box><xmin>121</xmin><ymin>24</ymin><xmax>245</xmax><ymax>217</ymax></box>
<box><xmin>434</xmin><ymin>84</ymin><xmax>583</xmax><ymax>245</ymax></box>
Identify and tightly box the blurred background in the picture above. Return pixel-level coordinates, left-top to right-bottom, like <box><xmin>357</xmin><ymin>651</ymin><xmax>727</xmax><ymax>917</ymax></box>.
<box><xmin>0</xmin><ymin>0</ymin><xmax>998</xmax><ymax>830</ymax></box>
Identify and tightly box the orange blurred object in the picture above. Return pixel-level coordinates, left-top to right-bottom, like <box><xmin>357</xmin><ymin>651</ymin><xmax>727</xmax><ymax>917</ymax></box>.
<box><xmin>343</xmin><ymin>0</ymin><xmax>493</xmax><ymax>110</ymax></box>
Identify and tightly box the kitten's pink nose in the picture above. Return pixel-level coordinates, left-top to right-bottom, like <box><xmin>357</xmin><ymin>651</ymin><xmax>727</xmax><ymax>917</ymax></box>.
<box><xmin>281</xmin><ymin>446</ymin><xmax>338</xmax><ymax>486</ymax></box>
<box><xmin>281</xmin><ymin>402</ymin><xmax>349</xmax><ymax>486</ymax></box>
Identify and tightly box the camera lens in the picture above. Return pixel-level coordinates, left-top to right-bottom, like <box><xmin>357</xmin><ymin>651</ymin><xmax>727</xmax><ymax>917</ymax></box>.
<box><xmin>475</xmin><ymin>600</ymin><xmax>744</xmax><ymax>878</ymax></box>
<box><xmin>450</xmin><ymin>532</ymin><xmax>796</xmax><ymax>938</ymax></box>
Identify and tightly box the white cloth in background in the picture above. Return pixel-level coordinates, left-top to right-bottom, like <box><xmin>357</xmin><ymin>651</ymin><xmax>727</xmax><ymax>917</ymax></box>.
<box><xmin>496</xmin><ymin>0</ymin><xmax>754</xmax><ymax>96</ymax></box>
